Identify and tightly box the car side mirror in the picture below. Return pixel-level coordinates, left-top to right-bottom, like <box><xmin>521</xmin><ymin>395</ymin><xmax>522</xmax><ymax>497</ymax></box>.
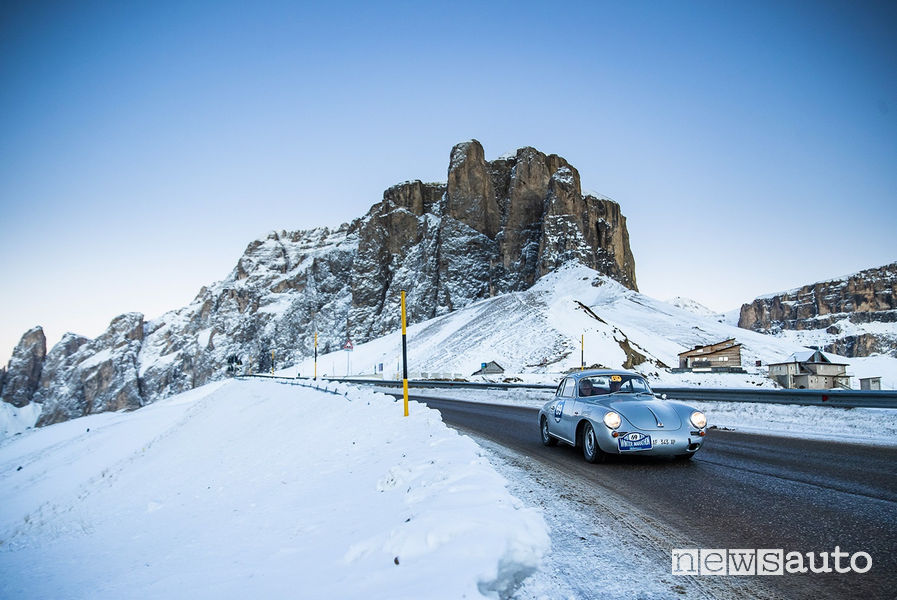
<box><xmin>656</xmin><ymin>393</ymin><xmax>667</xmax><ymax>400</ymax></box>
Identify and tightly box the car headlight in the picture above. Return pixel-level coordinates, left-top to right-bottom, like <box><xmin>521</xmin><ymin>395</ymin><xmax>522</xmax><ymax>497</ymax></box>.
<box><xmin>603</xmin><ymin>411</ymin><xmax>622</xmax><ymax>429</ymax></box>
<box><xmin>690</xmin><ymin>411</ymin><xmax>707</xmax><ymax>429</ymax></box>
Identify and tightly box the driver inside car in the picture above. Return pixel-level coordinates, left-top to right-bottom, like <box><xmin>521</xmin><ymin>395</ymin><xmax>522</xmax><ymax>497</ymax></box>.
<box><xmin>579</xmin><ymin>379</ymin><xmax>595</xmax><ymax>397</ymax></box>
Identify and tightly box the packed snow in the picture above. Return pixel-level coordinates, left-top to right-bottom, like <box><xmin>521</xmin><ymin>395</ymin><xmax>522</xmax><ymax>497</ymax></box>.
<box><xmin>0</xmin><ymin>378</ymin><xmax>549</xmax><ymax>599</ymax></box>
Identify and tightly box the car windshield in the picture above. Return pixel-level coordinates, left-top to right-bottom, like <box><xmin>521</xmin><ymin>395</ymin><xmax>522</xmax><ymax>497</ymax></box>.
<box><xmin>578</xmin><ymin>374</ymin><xmax>653</xmax><ymax>397</ymax></box>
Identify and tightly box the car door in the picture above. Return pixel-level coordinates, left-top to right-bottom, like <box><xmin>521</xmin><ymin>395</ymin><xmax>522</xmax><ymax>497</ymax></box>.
<box><xmin>568</xmin><ymin>379</ymin><xmax>591</xmax><ymax>430</ymax></box>
<box><xmin>568</xmin><ymin>375</ymin><xmax>609</xmax><ymax>430</ymax></box>
<box><xmin>552</xmin><ymin>377</ymin><xmax>577</xmax><ymax>443</ymax></box>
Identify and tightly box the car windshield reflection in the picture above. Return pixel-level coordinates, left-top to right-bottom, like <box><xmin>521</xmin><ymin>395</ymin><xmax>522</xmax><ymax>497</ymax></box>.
<box><xmin>578</xmin><ymin>374</ymin><xmax>653</xmax><ymax>397</ymax></box>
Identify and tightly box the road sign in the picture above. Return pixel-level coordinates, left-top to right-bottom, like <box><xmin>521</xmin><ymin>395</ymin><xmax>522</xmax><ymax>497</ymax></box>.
<box><xmin>343</xmin><ymin>339</ymin><xmax>354</xmax><ymax>351</ymax></box>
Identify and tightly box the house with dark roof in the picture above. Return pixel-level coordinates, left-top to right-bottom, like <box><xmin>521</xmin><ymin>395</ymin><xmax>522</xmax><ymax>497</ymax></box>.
<box><xmin>767</xmin><ymin>349</ymin><xmax>851</xmax><ymax>389</ymax></box>
<box><xmin>675</xmin><ymin>339</ymin><xmax>744</xmax><ymax>373</ymax></box>
<box><xmin>471</xmin><ymin>361</ymin><xmax>505</xmax><ymax>376</ymax></box>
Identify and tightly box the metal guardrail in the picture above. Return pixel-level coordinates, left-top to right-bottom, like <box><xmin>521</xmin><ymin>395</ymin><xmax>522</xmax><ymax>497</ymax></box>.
<box><xmin>314</xmin><ymin>376</ymin><xmax>557</xmax><ymax>392</ymax></box>
<box><xmin>300</xmin><ymin>376</ymin><xmax>897</xmax><ymax>409</ymax></box>
<box><xmin>235</xmin><ymin>375</ymin><xmax>348</xmax><ymax>397</ymax></box>
<box><xmin>651</xmin><ymin>387</ymin><xmax>897</xmax><ymax>409</ymax></box>
<box><xmin>238</xmin><ymin>374</ymin><xmax>897</xmax><ymax>409</ymax></box>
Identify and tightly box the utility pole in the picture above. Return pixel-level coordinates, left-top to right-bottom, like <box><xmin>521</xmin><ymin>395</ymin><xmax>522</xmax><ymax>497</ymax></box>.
<box><xmin>346</xmin><ymin>316</ymin><xmax>351</xmax><ymax>376</ymax></box>
<box><xmin>401</xmin><ymin>291</ymin><xmax>409</xmax><ymax>417</ymax></box>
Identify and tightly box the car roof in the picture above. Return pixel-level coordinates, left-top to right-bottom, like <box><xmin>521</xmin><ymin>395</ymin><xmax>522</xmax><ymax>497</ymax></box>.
<box><xmin>565</xmin><ymin>369</ymin><xmax>640</xmax><ymax>381</ymax></box>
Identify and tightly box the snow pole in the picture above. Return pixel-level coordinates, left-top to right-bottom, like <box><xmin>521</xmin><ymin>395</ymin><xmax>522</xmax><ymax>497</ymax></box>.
<box><xmin>581</xmin><ymin>334</ymin><xmax>584</xmax><ymax>371</ymax></box>
<box><xmin>314</xmin><ymin>332</ymin><xmax>318</xmax><ymax>380</ymax></box>
<box><xmin>401</xmin><ymin>290</ymin><xmax>409</xmax><ymax>417</ymax></box>
<box><xmin>271</xmin><ymin>349</ymin><xmax>275</xmax><ymax>374</ymax></box>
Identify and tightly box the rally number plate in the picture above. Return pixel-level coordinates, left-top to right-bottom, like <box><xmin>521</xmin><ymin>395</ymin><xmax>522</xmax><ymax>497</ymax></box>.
<box><xmin>618</xmin><ymin>432</ymin><xmax>652</xmax><ymax>451</ymax></box>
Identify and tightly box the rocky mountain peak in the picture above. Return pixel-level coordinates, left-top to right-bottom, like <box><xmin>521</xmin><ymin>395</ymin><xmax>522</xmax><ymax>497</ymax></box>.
<box><xmin>446</xmin><ymin>139</ymin><xmax>498</xmax><ymax>238</ymax></box>
<box><xmin>0</xmin><ymin>326</ymin><xmax>46</xmax><ymax>408</ymax></box>
<box><xmin>3</xmin><ymin>140</ymin><xmax>640</xmax><ymax>428</ymax></box>
<box><xmin>382</xmin><ymin>180</ymin><xmax>443</xmax><ymax>217</ymax></box>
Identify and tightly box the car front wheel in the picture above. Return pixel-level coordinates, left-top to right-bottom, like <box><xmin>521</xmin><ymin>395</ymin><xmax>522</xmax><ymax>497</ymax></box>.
<box><xmin>540</xmin><ymin>416</ymin><xmax>557</xmax><ymax>447</ymax></box>
<box><xmin>582</xmin><ymin>422</ymin><xmax>606</xmax><ymax>463</ymax></box>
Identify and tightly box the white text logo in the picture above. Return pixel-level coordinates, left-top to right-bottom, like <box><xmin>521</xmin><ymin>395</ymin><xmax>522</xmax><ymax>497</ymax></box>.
<box><xmin>671</xmin><ymin>547</ymin><xmax>872</xmax><ymax>576</ymax></box>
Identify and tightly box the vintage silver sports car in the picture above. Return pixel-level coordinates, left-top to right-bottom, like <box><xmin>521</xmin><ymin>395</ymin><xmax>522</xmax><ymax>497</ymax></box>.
<box><xmin>539</xmin><ymin>369</ymin><xmax>707</xmax><ymax>462</ymax></box>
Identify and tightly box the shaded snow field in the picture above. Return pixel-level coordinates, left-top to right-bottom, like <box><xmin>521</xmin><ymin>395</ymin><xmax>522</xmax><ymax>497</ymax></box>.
<box><xmin>382</xmin><ymin>386</ymin><xmax>897</xmax><ymax>447</ymax></box>
<box><xmin>0</xmin><ymin>379</ymin><xmax>549</xmax><ymax>599</ymax></box>
<box><xmin>0</xmin><ymin>402</ymin><xmax>42</xmax><ymax>440</ymax></box>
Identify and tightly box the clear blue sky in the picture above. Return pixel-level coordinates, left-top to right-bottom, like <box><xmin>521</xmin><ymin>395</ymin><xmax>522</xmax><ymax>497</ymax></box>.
<box><xmin>1</xmin><ymin>0</ymin><xmax>895</xmax><ymax>364</ymax></box>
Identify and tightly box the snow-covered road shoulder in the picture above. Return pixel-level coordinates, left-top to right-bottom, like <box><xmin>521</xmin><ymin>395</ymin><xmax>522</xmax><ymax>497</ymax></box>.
<box><xmin>0</xmin><ymin>379</ymin><xmax>549</xmax><ymax>599</ymax></box>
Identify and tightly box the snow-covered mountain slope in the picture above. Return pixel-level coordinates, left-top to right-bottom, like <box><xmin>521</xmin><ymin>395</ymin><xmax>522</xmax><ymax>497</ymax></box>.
<box><xmin>665</xmin><ymin>296</ymin><xmax>723</xmax><ymax>320</ymax></box>
<box><xmin>0</xmin><ymin>378</ymin><xmax>548</xmax><ymax>599</ymax></box>
<box><xmin>291</xmin><ymin>263</ymin><xmax>897</xmax><ymax>389</ymax></box>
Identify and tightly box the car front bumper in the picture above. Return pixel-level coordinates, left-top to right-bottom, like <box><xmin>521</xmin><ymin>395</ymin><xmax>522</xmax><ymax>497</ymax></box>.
<box><xmin>596</xmin><ymin>426</ymin><xmax>705</xmax><ymax>456</ymax></box>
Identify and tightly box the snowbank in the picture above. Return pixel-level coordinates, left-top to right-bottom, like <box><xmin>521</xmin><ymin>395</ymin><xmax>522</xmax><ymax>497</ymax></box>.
<box><xmin>0</xmin><ymin>379</ymin><xmax>548</xmax><ymax>599</ymax></box>
<box><xmin>691</xmin><ymin>400</ymin><xmax>897</xmax><ymax>446</ymax></box>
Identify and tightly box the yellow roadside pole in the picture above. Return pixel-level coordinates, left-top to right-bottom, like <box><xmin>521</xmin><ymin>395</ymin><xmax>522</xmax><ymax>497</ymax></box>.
<box><xmin>581</xmin><ymin>334</ymin><xmax>584</xmax><ymax>371</ymax></box>
<box><xmin>401</xmin><ymin>291</ymin><xmax>409</xmax><ymax>417</ymax></box>
<box><xmin>248</xmin><ymin>356</ymin><xmax>253</xmax><ymax>376</ymax></box>
<box><xmin>271</xmin><ymin>349</ymin><xmax>275</xmax><ymax>374</ymax></box>
<box><xmin>314</xmin><ymin>332</ymin><xmax>318</xmax><ymax>380</ymax></box>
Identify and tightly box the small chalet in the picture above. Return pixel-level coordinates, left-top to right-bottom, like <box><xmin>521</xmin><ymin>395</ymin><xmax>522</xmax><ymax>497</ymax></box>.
<box><xmin>676</xmin><ymin>339</ymin><xmax>744</xmax><ymax>373</ymax></box>
<box><xmin>767</xmin><ymin>350</ymin><xmax>850</xmax><ymax>390</ymax></box>
<box><xmin>860</xmin><ymin>377</ymin><xmax>881</xmax><ymax>391</ymax></box>
<box><xmin>472</xmin><ymin>361</ymin><xmax>505</xmax><ymax>376</ymax></box>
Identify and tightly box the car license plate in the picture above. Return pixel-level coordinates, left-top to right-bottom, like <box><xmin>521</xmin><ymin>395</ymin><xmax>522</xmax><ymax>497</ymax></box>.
<box><xmin>618</xmin><ymin>432</ymin><xmax>652</xmax><ymax>451</ymax></box>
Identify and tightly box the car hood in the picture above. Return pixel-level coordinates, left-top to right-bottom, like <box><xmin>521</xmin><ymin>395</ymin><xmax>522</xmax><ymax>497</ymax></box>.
<box><xmin>609</xmin><ymin>398</ymin><xmax>683</xmax><ymax>431</ymax></box>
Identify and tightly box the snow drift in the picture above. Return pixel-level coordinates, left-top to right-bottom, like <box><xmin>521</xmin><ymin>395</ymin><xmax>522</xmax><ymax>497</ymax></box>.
<box><xmin>0</xmin><ymin>379</ymin><xmax>549</xmax><ymax>599</ymax></box>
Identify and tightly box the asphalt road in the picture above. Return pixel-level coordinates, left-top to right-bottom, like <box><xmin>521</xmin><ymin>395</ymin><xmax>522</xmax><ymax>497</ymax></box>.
<box><xmin>410</xmin><ymin>395</ymin><xmax>897</xmax><ymax>600</ymax></box>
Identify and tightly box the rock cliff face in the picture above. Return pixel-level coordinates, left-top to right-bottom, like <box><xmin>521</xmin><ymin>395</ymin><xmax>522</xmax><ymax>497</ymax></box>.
<box><xmin>349</xmin><ymin>142</ymin><xmax>637</xmax><ymax>338</ymax></box>
<box><xmin>738</xmin><ymin>262</ymin><xmax>897</xmax><ymax>357</ymax></box>
<box><xmin>2</xmin><ymin>140</ymin><xmax>638</xmax><ymax>425</ymax></box>
<box><xmin>34</xmin><ymin>314</ymin><xmax>145</xmax><ymax>426</ymax></box>
<box><xmin>1</xmin><ymin>327</ymin><xmax>46</xmax><ymax>408</ymax></box>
